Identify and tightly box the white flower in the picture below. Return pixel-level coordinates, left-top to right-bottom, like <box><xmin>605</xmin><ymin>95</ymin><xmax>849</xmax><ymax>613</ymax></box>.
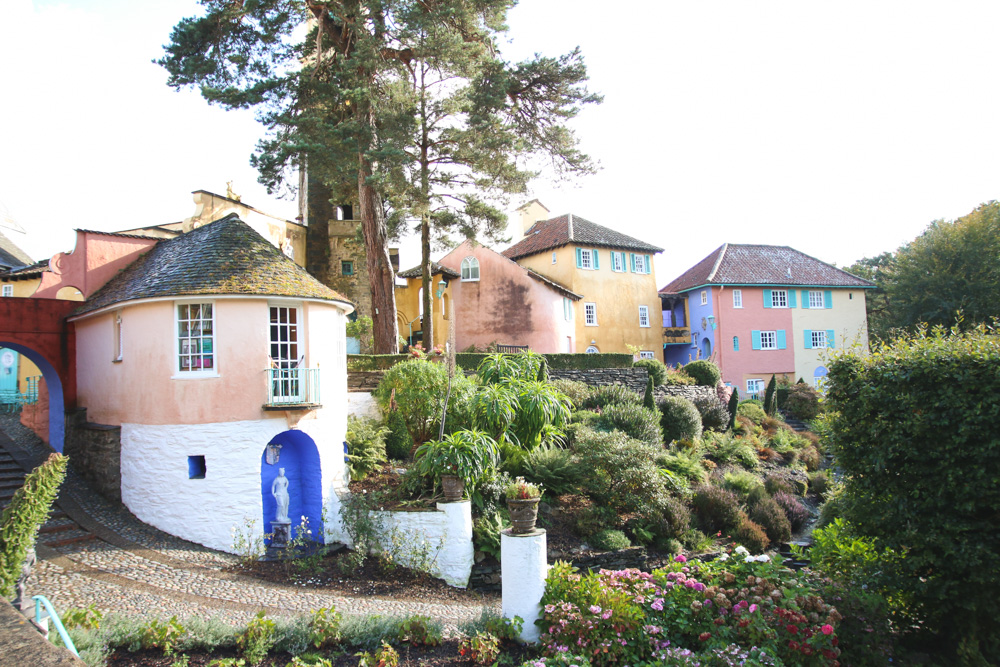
<box><xmin>752</xmin><ymin>554</ymin><xmax>771</xmax><ymax>562</ymax></box>
<box><xmin>734</xmin><ymin>546</ymin><xmax>749</xmax><ymax>556</ymax></box>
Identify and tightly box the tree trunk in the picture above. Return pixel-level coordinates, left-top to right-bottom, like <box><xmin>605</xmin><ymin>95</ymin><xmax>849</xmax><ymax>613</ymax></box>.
<box><xmin>358</xmin><ymin>155</ymin><xmax>399</xmax><ymax>353</ymax></box>
<box><xmin>421</xmin><ymin>211</ymin><xmax>432</xmax><ymax>350</ymax></box>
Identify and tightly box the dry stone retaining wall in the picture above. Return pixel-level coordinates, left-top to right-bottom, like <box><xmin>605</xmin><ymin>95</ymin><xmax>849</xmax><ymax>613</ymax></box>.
<box><xmin>64</xmin><ymin>408</ymin><xmax>122</xmax><ymax>502</ymax></box>
<box><xmin>653</xmin><ymin>385</ymin><xmax>720</xmax><ymax>404</ymax></box>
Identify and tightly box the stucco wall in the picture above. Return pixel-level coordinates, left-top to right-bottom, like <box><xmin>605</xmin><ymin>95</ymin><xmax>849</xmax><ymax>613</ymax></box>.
<box><xmin>686</xmin><ymin>287</ymin><xmax>717</xmax><ymax>361</ymax></box>
<box><xmin>34</xmin><ymin>231</ymin><xmax>158</xmax><ymax>300</ymax></box>
<box><xmin>370</xmin><ymin>501</ymin><xmax>474</xmax><ymax>588</ymax></box>
<box><xmin>714</xmin><ymin>287</ymin><xmax>795</xmax><ymax>391</ymax></box>
<box><xmin>790</xmin><ymin>288</ymin><xmax>869</xmax><ymax>384</ymax></box>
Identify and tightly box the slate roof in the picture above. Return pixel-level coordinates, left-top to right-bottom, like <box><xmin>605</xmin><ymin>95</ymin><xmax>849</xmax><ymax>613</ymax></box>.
<box><xmin>502</xmin><ymin>214</ymin><xmax>663</xmax><ymax>260</ymax></box>
<box><xmin>74</xmin><ymin>214</ymin><xmax>351</xmax><ymax>317</ymax></box>
<box><xmin>0</xmin><ymin>260</ymin><xmax>48</xmax><ymax>279</ymax></box>
<box><xmin>397</xmin><ymin>261</ymin><xmax>460</xmax><ymax>279</ymax></box>
<box><xmin>0</xmin><ymin>230</ymin><xmax>33</xmax><ymax>271</ymax></box>
<box><xmin>659</xmin><ymin>244</ymin><xmax>875</xmax><ymax>294</ymax></box>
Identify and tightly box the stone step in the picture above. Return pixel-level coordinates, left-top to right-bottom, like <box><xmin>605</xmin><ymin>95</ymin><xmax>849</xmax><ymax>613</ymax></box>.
<box><xmin>0</xmin><ymin>471</ymin><xmax>25</xmax><ymax>481</ymax></box>
<box><xmin>0</xmin><ymin>478</ymin><xmax>24</xmax><ymax>490</ymax></box>
<box><xmin>38</xmin><ymin>523</ymin><xmax>76</xmax><ymax>535</ymax></box>
<box><xmin>44</xmin><ymin>533</ymin><xmax>97</xmax><ymax>548</ymax></box>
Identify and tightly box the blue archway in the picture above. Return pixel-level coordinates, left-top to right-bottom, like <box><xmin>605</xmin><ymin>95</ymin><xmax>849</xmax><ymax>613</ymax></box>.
<box><xmin>260</xmin><ymin>430</ymin><xmax>323</xmax><ymax>544</ymax></box>
<box><xmin>0</xmin><ymin>341</ymin><xmax>65</xmax><ymax>453</ymax></box>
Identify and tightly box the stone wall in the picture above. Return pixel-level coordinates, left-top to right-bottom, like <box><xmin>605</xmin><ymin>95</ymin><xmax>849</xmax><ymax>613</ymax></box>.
<box><xmin>19</xmin><ymin>380</ymin><xmax>49</xmax><ymax>444</ymax></box>
<box><xmin>548</xmin><ymin>368</ymin><xmax>649</xmax><ymax>392</ymax></box>
<box><xmin>653</xmin><ymin>384</ymin><xmax>720</xmax><ymax>404</ymax></box>
<box><xmin>471</xmin><ymin>544</ymin><xmax>660</xmax><ymax>592</ymax></box>
<box><xmin>64</xmin><ymin>408</ymin><xmax>122</xmax><ymax>502</ymax></box>
<box><xmin>348</xmin><ymin>371</ymin><xmax>384</xmax><ymax>393</ymax></box>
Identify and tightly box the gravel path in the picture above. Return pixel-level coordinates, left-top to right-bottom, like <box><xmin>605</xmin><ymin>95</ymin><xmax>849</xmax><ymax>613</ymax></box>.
<box><xmin>1</xmin><ymin>415</ymin><xmax>498</xmax><ymax>628</ymax></box>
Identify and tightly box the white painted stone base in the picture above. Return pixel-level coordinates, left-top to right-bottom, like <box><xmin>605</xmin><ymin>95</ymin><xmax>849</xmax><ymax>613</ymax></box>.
<box><xmin>346</xmin><ymin>392</ymin><xmax>382</xmax><ymax>420</ymax></box>
<box><xmin>502</xmin><ymin>529</ymin><xmax>548</xmax><ymax>643</ymax></box>
<box><xmin>120</xmin><ymin>415</ymin><xmax>348</xmax><ymax>554</ymax></box>
<box><xmin>369</xmin><ymin>500</ymin><xmax>473</xmax><ymax>588</ymax></box>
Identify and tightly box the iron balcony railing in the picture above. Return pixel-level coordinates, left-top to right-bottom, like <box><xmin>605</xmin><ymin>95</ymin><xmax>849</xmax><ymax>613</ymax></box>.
<box><xmin>496</xmin><ymin>344</ymin><xmax>529</xmax><ymax>353</ymax></box>
<box><xmin>266</xmin><ymin>367</ymin><xmax>321</xmax><ymax>407</ymax></box>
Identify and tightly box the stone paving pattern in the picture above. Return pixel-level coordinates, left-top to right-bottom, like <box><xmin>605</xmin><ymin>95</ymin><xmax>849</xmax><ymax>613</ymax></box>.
<box><xmin>1</xmin><ymin>415</ymin><xmax>498</xmax><ymax>628</ymax></box>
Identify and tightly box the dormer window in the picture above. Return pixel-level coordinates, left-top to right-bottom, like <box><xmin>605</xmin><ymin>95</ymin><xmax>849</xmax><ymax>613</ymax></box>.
<box><xmin>461</xmin><ymin>257</ymin><xmax>480</xmax><ymax>281</ymax></box>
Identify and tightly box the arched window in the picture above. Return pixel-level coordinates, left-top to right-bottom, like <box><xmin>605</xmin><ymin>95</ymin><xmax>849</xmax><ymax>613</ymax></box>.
<box><xmin>814</xmin><ymin>366</ymin><xmax>828</xmax><ymax>391</ymax></box>
<box><xmin>461</xmin><ymin>257</ymin><xmax>480</xmax><ymax>281</ymax></box>
<box><xmin>585</xmin><ymin>345</ymin><xmax>599</xmax><ymax>354</ymax></box>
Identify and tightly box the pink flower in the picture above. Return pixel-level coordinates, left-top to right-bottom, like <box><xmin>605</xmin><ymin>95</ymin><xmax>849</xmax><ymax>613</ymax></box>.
<box><xmin>589</xmin><ymin>605</ymin><xmax>602</xmax><ymax>615</ymax></box>
<box><xmin>674</xmin><ymin>554</ymin><xmax>687</xmax><ymax>563</ymax></box>
<box><xmin>651</xmin><ymin>598</ymin><xmax>664</xmax><ymax>611</ymax></box>
<box><xmin>749</xmin><ymin>604</ymin><xmax>759</xmax><ymax>613</ymax></box>
<box><xmin>602</xmin><ymin>610</ymin><xmax>613</xmax><ymax>620</ymax></box>
<box><xmin>822</xmin><ymin>624</ymin><xmax>834</xmax><ymax>635</ymax></box>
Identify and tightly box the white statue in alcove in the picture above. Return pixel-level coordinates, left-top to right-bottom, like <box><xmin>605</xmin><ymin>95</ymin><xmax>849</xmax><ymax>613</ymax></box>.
<box><xmin>271</xmin><ymin>468</ymin><xmax>290</xmax><ymax>522</ymax></box>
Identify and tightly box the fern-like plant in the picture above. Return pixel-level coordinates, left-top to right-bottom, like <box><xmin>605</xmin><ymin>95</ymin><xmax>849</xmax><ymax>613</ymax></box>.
<box><xmin>414</xmin><ymin>429</ymin><xmax>501</xmax><ymax>491</ymax></box>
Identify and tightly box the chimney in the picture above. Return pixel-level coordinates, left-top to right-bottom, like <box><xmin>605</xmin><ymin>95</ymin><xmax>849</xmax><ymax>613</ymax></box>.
<box><xmin>513</xmin><ymin>199</ymin><xmax>551</xmax><ymax>242</ymax></box>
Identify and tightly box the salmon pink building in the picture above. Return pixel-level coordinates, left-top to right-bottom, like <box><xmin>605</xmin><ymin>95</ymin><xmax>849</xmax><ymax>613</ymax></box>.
<box><xmin>660</xmin><ymin>244</ymin><xmax>874</xmax><ymax>395</ymax></box>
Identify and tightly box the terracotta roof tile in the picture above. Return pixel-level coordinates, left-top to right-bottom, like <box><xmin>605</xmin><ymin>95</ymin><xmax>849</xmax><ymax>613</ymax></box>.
<box><xmin>502</xmin><ymin>214</ymin><xmax>663</xmax><ymax>260</ymax></box>
<box><xmin>660</xmin><ymin>244</ymin><xmax>874</xmax><ymax>293</ymax></box>
<box><xmin>397</xmin><ymin>261</ymin><xmax>460</xmax><ymax>279</ymax></box>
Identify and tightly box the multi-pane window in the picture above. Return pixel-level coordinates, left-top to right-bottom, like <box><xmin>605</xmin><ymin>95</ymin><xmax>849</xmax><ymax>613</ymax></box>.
<box><xmin>580</xmin><ymin>250</ymin><xmax>593</xmax><ymax>269</ymax></box>
<box><xmin>177</xmin><ymin>303</ymin><xmax>214</xmax><ymax>372</ymax></box>
<box><xmin>634</xmin><ymin>254</ymin><xmax>647</xmax><ymax>273</ymax></box>
<box><xmin>811</xmin><ymin>330</ymin><xmax>828</xmax><ymax>349</ymax></box>
<box><xmin>701</xmin><ymin>290</ymin><xmax>708</xmax><ymax>305</ymax></box>
<box><xmin>1</xmin><ymin>285</ymin><xmax>11</xmax><ymax>297</ymax></box>
<box><xmin>584</xmin><ymin>302</ymin><xmax>597</xmax><ymax>326</ymax></box>
<box><xmin>612</xmin><ymin>252</ymin><xmax>625</xmax><ymax>272</ymax></box>
<box><xmin>747</xmin><ymin>379</ymin><xmax>765</xmax><ymax>397</ymax></box>
<box><xmin>760</xmin><ymin>330</ymin><xmax>777</xmax><ymax>350</ymax></box>
<box><xmin>733</xmin><ymin>290</ymin><xmax>742</xmax><ymax>308</ymax></box>
<box><xmin>771</xmin><ymin>290</ymin><xmax>788</xmax><ymax>308</ymax></box>
<box><xmin>461</xmin><ymin>257</ymin><xmax>480</xmax><ymax>281</ymax></box>
<box><xmin>270</xmin><ymin>306</ymin><xmax>301</xmax><ymax>400</ymax></box>
<box><xmin>341</xmin><ymin>261</ymin><xmax>354</xmax><ymax>276</ymax></box>
<box><xmin>639</xmin><ymin>305</ymin><xmax>650</xmax><ymax>327</ymax></box>
<box><xmin>563</xmin><ymin>298</ymin><xmax>573</xmax><ymax>321</ymax></box>
<box><xmin>809</xmin><ymin>291</ymin><xmax>824</xmax><ymax>309</ymax></box>
<box><xmin>639</xmin><ymin>351</ymin><xmax>655</xmax><ymax>359</ymax></box>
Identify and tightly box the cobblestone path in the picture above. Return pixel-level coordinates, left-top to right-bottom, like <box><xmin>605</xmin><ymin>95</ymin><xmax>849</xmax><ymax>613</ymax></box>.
<box><xmin>1</xmin><ymin>416</ymin><xmax>498</xmax><ymax>628</ymax></box>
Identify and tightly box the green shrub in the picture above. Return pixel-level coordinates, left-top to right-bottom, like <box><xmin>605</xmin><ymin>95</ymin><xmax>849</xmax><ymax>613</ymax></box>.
<box><xmin>663</xmin><ymin>367</ymin><xmax>696</xmax><ymax>386</ymax></box>
<box><xmin>642</xmin><ymin>376</ymin><xmax>655</xmax><ymax>410</ymax></box>
<box><xmin>635</xmin><ymin>494</ymin><xmax>691</xmax><ymax>544</ymax></box>
<box><xmin>589</xmin><ymin>529</ymin><xmax>631</xmax><ymax>551</ymax></box>
<box><xmin>733</xmin><ymin>514</ymin><xmax>770</xmax><ymax>553</ymax></box>
<box><xmin>798</xmin><ymin>445</ymin><xmax>822</xmax><ymax>471</ymax></box>
<box><xmin>581</xmin><ymin>383</ymin><xmax>640</xmax><ymax>410</ymax></box>
<box><xmin>476</xmin><ymin>352</ymin><xmax>546</xmax><ymax>385</ymax></box>
<box><xmin>691</xmin><ymin>484</ymin><xmax>741</xmax><ymax>533</ymax></box>
<box><xmin>772</xmin><ymin>491</ymin><xmax>810</xmax><ymax>532</ymax></box>
<box><xmin>472</xmin><ymin>512</ymin><xmax>506</xmax><ymax>560</ymax></box>
<box><xmin>573</xmin><ymin>427</ymin><xmax>667</xmax><ymax>515</ymax></box>
<box><xmin>749</xmin><ymin>496</ymin><xmax>792</xmax><ymax>544</ymax></box>
<box><xmin>345</xmin><ymin>416</ymin><xmax>388</xmax><ymax>482</ymax></box>
<box><xmin>347</xmin><ymin>354</ymin><xmax>409</xmax><ymax>371</ymax></box>
<box><xmin>574</xmin><ymin>505</ymin><xmax>618</xmax><ymax>537</ymax></box>
<box><xmin>701</xmin><ymin>431</ymin><xmax>758</xmax><ymax>469</ymax></box>
<box><xmin>395</xmin><ymin>615</ymin><xmax>442</xmax><ymax>647</ymax></box>
<box><xmin>762</xmin><ymin>472</ymin><xmax>793</xmax><ymax>496</ymax></box>
<box><xmin>596</xmin><ymin>402</ymin><xmax>662</xmax><ymax>444</ymax></box>
<box><xmin>141</xmin><ymin>616</ymin><xmax>187</xmax><ymax>655</ymax></box>
<box><xmin>763</xmin><ymin>375</ymin><xmax>777</xmax><ymax>416</ymax></box>
<box><xmin>692</xmin><ymin>395</ymin><xmax>729</xmax><ymax>432</ymax></box>
<box><xmin>633</xmin><ymin>358</ymin><xmax>667</xmax><ymax>385</ymax></box>
<box><xmin>373</xmin><ymin>359</ymin><xmax>475</xmax><ymax>443</ymax></box>
<box><xmin>826</xmin><ymin>326</ymin><xmax>1000</xmax><ymax>660</ymax></box>
<box><xmin>784</xmin><ymin>383</ymin><xmax>822</xmax><ymax>420</ymax></box>
<box><xmin>655</xmin><ymin>446</ymin><xmax>707</xmax><ymax>485</ymax></box>
<box><xmin>808</xmin><ymin>470</ymin><xmax>830</xmax><ymax>497</ymax></box>
<box><xmin>0</xmin><ymin>453</ymin><xmax>67</xmax><ymax>598</ymax></box>
<box><xmin>383</xmin><ymin>410</ymin><xmax>413</xmax><ymax>461</ymax></box>
<box><xmin>518</xmin><ymin>446</ymin><xmax>581</xmax><ymax>496</ymax></box>
<box><xmin>549</xmin><ymin>379</ymin><xmax>593</xmax><ymax>409</ymax></box>
<box><xmin>722</xmin><ymin>469</ymin><xmax>763</xmax><ymax>498</ymax></box>
<box><xmin>657</xmin><ymin>396</ymin><xmax>702</xmax><ymax>444</ymax></box>
<box><xmin>736</xmin><ymin>401</ymin><xmax>767</xmax><ymax>424</ymax></box>
<box><xmin>682</xmin><ymin>360</ymin><xmax>721</xmax><ymax>386</ymax></box>
<box><xmin>727</xmin><ymin>388</ymin><xmax>739</xmax><ymax>431</ymax></box>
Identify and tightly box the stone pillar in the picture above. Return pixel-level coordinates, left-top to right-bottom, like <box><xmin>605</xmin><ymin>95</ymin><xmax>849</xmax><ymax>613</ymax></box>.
<box><xmin>501</xmin><ymin>528</ymin><xmax>547</xmax><ymax>642</ymax></box>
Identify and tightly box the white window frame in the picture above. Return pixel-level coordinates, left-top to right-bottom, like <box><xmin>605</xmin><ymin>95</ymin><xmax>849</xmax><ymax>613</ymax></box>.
<box><xmin>611</xmin><ymin>252</ymin><xmax>625</xmax><ymax>273</ymax></box>
<box><xmin>580</xmin><ymin>250</ymin><xmax>593</xmax><ymax>270</ymax></box>
<box><xmin>747</xmin><ymin>379</ymin><xmax>765</xmax><ymax>397</ymax></box>
<box><xmin>269</xmin><ymin>302</ymin><xmax>304</xmax><ymax>402</ymax></box>
<box><xmin>639</xmin><ymin>350</ymin><xmax>655</xmax><ymax>359</ymax></box>
<box><xmin>460</xmin><ymin>257</ymin><xmax>480</xmax><ymax>282</ymax></box>
<box><xmin>552</xmin><ymin>252</ymin><xmax>557</xmax><ymax>264</ymax></box>
<box><xmin>638</xmin><ymin>305</ymin><xmax>650</xmax><ymax>327</ymax></box>
<box><xmin>691</xmin><ymin>333</ymin><xmax>698</xmax><ymax>347</ymax></box>
<box><xmin>174</xmin><ymin>301</ymin><xmax>218</xmax><ymax>378</ymax></box>
<box><xmin>585</xmin><ymin>345</ymin><xmax>599</xmax><ymax>354</ymax></box>
<box><xmin>1</xmin><ymin>285</ymin><xmax>11</xmax><ymax>297</ymax></box>
<box><xmin>811</xmin><ymin>330</ymin><xmax>827</xmax><ymax>349</ymax></box>
<box><xmin>584</xmin><ymin>302</ymin><xmax>598</xmax><ymax>326</ymax></box>
<box><xmin>771</xmin><ymin>290</ymin><xmax>788</xmax><ymax>308</ymax></box>
<box><xmin>733</xmin><ymin>289</ymin><xmax>742</xmax><ymax>308</ymax></box>
<box><xmin>562</xmin><ymin>297</ymin><xmax>573</xmax><ymax>321</ymax></box>
<box><xmin>808</xmin><ymin>290</ymin><xmax>824</xmax><ymax>309</ymax></box>
<box><xmin>760</xmin><ymin>330</ymin><xmax>777</xmax><ymax>350</ymax></box>
<box><xmin>634</xmin><ymin>254</ymin><xmax>647</xmax><ymax>274</ymax></box>
<box><xmin>700</xmin><ymin>290</ymin><xmax>708</xmax><ymax>306</ymax></box>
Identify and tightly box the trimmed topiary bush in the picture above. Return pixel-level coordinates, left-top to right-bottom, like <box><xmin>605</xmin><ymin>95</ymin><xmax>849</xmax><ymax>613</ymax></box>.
<box><xmin>691</xmin><ymin>484</ymin><xmax>742</xmax><ymax>534</ymax></box>
<box><xmin>733</xmin><ymin>513</ymin><xmax>770</xmax><ymax>554</ymax></box>
<box><xmin>597</xmin><ymin>403</ymin><xmax>662</xmax><ymax>444</ymax></box>
<box><xmin>658</xmin><ymin>396</ymin><xmax>703</xmax><ymax>444</ymax></box>
<box><xmin>727</xmin><ymin>388</ymin><xmax>739</xmax><ymax>431</ymax></box>
<box><xmin>737</xmin><ymin>401</ymin><xmax>767</xmax><ymax>424</ymax></box>
<box><xmin>581</xmin><ymin>383</ymin><xmax>640</xmax><ymax>410</ymax></box>
<box><xmin>692</xmin><ymin>396</ymin><xmax>729</xmax><ymax>432</ymax></box>
<box><xmin>633</xmin><ymin>358</ymin><xmax>668</xmax><ymax>386</ymax></box>
<box><xmin>682</xmin><ymin>360</ymin><xmax>721</xmax><ymax>387</ymax></box>
<box><xmin>772</xmin><ymin>491</ymin><xmax>811</xmax><ymax>532</ymax></box>
<box><xmin>642</xmin><ymin>376</ymin><xmax>655</xmax><ymax>411</ymax></box>
<box><xmin>750</xmin><ymin>496</ymin><xmax>792</xmax><ymax>544</ymax></box>
<box><xmin>763</xmin><ymin>375</ymin><xmax>778</xmax><ymax>416</ymax></box>
<box><xmin>589</xmin><ymin>529</ymin><xmax>631</xmax><ymax>552</ymax></box>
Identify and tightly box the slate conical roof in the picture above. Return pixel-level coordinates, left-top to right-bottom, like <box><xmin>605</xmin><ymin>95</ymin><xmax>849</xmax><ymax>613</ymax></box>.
<box><xmin>75</xmin><ymin>214</ymin><xmax>352</xmax><ymax>316</ymax></box>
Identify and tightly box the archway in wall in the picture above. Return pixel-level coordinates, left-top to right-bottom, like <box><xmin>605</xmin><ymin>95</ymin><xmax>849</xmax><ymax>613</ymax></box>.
<box><xmin>701</xmin><ymin>338</ymin><xmax>712</xmax><ymax>360</ymax></box>
<box><xmin>260</xmin><ymin>430</ymin><xmax>323</xmax><ymax>544</ymax></box>
<box><xmin>0</xmin><ymin>341</ymin><xmax>65</xmax><ymax>453</ymax></box>
<box><xmin>813</xmin><ymin>366</ymin><xmax>828</xmax><ymax>391</ymax></box>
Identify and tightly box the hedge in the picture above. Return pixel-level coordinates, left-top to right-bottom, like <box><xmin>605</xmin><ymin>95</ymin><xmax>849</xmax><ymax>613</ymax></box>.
<box><xmin>347</xmin><ymin>354</ymin><xmax>411</xmax><ymax>371</ymax></box>
<box><xmin>349</xmin><ymin>353</ymin><xmax>635</xmax><ymax>372</ymax></box>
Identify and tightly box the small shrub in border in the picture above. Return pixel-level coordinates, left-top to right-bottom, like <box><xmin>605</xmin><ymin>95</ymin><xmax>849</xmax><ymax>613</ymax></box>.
<box><xmin>581</xmin><ymin>383</ymin><xmax>640</xmax><ymax>410</ymax></box>
<box><xmin>633</xmin><ymin>358</ymin><xmax>668</xmax><ymax>385</ymax></box>
<box><xmin>682</xmin><ymin>359</ymin><xmax>721</xmax><ymax>386</ymax></box>
<box><xmin>657</xmin><ymin>396</ymin><xmax>703</xmax><ymax>444</ymax></box>
<box><xmin>692</xmin><ymin>395</ymin><xmax>729</xmax><ymax>432</ymax></box>
<box><xmin>733</xmin><ymin>513</ymin><xmax>771</xmax><ymax>554</ymax></box>
<box><xmin>691</xmin><ymin>484</ymin><xmax>741</xmax><ymax>534</ymax></box>
<box><xmin>773</xmin><ymin>491</ymin><xmax>811</xmax><ymax>532</ymax></box>
<box><xmin>750</xmin><ymin>496</ymin><xmax>793</xmax><ymax>543</ymax></box>
<box><xmin>596</xmin><ymin>402</ymin><xmax>662</xmax><ymax>444</ymax></box>
<box><xmin>737</xmin><ymin>401</ymin><xmax>767</xmax><ymax>424</ymax></box>
<box><xmin>589</xmin><ymin>529</ymin><xmax>631</xmax><ymax>551</ymax></box>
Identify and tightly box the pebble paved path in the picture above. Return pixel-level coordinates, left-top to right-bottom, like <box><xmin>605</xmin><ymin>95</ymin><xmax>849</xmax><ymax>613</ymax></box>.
<box><xmin>0</xmin><ymin>416</ymin><xmax>499</xmax><ymax>629</ymax></box>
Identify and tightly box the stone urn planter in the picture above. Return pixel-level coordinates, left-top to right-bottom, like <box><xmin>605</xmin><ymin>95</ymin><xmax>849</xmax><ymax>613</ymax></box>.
<box><xmin>507</xmin><ymin>497</ymin><xmax>541</xmax><ymax>534</ymax></box>
<box><xmin>441</xmin><ymin>474</ymin><xmax>465</xmax><ymax>502</ymax></box>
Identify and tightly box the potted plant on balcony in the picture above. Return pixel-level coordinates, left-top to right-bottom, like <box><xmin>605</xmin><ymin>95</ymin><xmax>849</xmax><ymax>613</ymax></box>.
<box><xmin>506</xmin><ymin>477</ymin><xmax>544</xmax><ymax>534</ymax></box>
<box><xmin>413</xmin><ymin>429</ymin><xmax>500</xmax><ymax>502</ymax></box>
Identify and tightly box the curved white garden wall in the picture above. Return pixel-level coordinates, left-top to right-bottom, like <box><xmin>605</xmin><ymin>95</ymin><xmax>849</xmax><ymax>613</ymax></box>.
<box><xmin>121</xmin><ymin>415</ymin><xmax>348</xmax><ymax>553</ymax></box>
<box><xmin>370</xmin><ymin>501</ymin><xmax>474</xmax><ymax>588</ymax></box>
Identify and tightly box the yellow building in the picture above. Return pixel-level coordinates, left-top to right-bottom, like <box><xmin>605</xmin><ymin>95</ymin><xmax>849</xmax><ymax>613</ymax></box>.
<box><xmin>395</xmin><ymin>262</ymin><xmax>458</xmax><ymax>350</ymax></box>
<box><xmin>501</xmin><ymin>201</ymin><xmax>664</xmax><ymax>357</ymax></box>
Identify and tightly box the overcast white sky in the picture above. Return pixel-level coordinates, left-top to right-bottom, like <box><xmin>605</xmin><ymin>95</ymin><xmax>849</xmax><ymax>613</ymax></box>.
<box><xmin>2</xmin><ymin>1</ymin><xmax>999</xmax><ymax>285</ymax></box>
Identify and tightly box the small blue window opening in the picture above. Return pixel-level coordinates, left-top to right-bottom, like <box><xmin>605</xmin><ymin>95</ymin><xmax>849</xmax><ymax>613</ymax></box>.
<box><xmin>733</xmin><ymin>336</ymin><xmax>739</xmax><ymax>351</ymax></box>
<box><xmin>188</xmin><ymin>455</ymin><xmax>206</xmax><ymax>479</ymax></box>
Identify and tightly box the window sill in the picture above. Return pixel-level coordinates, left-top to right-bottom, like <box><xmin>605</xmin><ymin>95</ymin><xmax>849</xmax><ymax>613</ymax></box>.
<box><xmin>584</xmin><ymin>323</ymin><xmax>598</xmax><ymax>327</ymax></box>
<box><xmin>171</xmin><ymin>372</ymin><xmax>220</xmax><ymax>380</ymax></box>
<box><xmin>112</xmin><ymin>358</ymin><xmax>123</xmax><ymax>364</ymax></box>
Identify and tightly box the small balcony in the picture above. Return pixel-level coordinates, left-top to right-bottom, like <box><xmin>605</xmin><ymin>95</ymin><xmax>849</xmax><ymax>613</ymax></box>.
<box><xmin>264</xmin><ymin>367</ymin><xmax>321</xmax><ymax>410</ymax></box>
<box><xmin>663</xmin><ymin>327</ymin><xmax>691</xmax><ymax>345</ymax></box>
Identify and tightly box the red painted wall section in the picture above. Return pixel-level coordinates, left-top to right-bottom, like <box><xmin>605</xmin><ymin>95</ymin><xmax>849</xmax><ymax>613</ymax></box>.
<box><xmin>714</xmin><ymin>287</ymin><xmax>795</xmax><ymax>388</ymax></box>
<box><xmin>0</xmin><ymin>298</ymin><xmax>78</xmax><ymax>409</ymax></box>
<box><xmin>34</xmin><ymin>230</ymin><xmax>158</xmax><ymax>299</ymax></box>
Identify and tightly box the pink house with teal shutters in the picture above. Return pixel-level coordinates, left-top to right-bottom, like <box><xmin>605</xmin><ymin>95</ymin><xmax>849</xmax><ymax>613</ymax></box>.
<box><xmin>660</xmin><ymin>244</ymin><xmax>874</xmax><ymax>396</ymax></box>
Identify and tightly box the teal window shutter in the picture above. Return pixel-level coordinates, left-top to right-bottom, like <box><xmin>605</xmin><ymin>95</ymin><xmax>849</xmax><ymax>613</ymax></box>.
<box><xmin>763</xmin><ymin>289</ymin><xmax>772</xmax><ymax>308</ymax></box>
<box><xmin>630</xmin><ymin>253</ymin><xmax>636</xmax><ymax>272</ymax></box>
<box><xmin>824</xmin><ymin>290</ymin><xmax>833</xmax><ymax>309</ymax></box>
<box><xmin>827</xmin><ymin>329</ymin><xmax>835</xmax><ymax>348</ymax></box>
<box><xmin>804</xmin><ymin>330</ymin><xmax>813</xmax><ymax>349</ymax></box>
<box><xmin>592</xmin><ymin>249</ymin><xmax>599</xmax><ymax>269</ymax></box>
<box><xmin>644</xmin><ymin>254</ymin><xmax>652</xmax><ymax>274</ymax></box>
<box><xmin>751</xmin><ymin>330</ymin><xmax>761</xmax><ymax>350</ymax></box>
<box><xmin>777</xmin><ymin>330</ymin><xmax>787</xmax><ymax>349</ymax></box>
<box><xmin>576</xmin><ymin>248</ymin><xmax>582</xmax><ymax>268</ymax></box>
<box><xmin>801</xmin><ymin>290</ymin><xmax>810</xmax><ymax>308</ymax></box>
<box><xmin>788</xmin><ymin>290</ymin><xmax>797</xmax><ymax>308</ymax></box>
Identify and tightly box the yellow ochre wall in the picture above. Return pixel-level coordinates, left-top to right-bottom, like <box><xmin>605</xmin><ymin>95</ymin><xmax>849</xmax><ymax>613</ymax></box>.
<box><xmin>517</xmin><ymin>245</ymin><xmax>662</xmax><ymax>356</ymax></box>
<box><xmin>790</xmin><ymin>288</ymin><xmax>870</xmax><ymax>385</ymax></box>
<box><xmin>395</xmin><ymin>276</ymin><xmax>451</xmax><ymax>351</ymax></box>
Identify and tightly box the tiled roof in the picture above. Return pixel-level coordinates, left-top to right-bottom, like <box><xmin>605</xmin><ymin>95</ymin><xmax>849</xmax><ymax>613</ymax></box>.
<box><xmin>77</xmin><ymin>229</ymin><xmax>170</xmax><ymax>242</ymax></box>
<box><xmin>0</xmin><ymin>230</ymin><xmax>33</xmax><ymax>270</ymax></box>
<box><xmin>74</xmin><ymin>214</ymin><xmax>351</xmax><ymax>317</ymax></box>
<box><xmin>397</xmin><ymin>261</ymin><xmax>460</xmax><ymax>279</ymax></box>
<box><xmin>660</xmin><ymin>244</ymin><xmax>875</xmax><ymax>293</ymax></box>
<box><xmin>525</xmin><ymin>269</ymin><xmax>582</xmax><ymax>300</ymax></box>
<box><xmin>0</xmin><ymin>260</ymin><xmax>48</xmax><ymax>279</ymax></box>
<box><xmin>502</xmin><ymin>214</ymin><xmax>663</xmax><ymax>260</ymax></box>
